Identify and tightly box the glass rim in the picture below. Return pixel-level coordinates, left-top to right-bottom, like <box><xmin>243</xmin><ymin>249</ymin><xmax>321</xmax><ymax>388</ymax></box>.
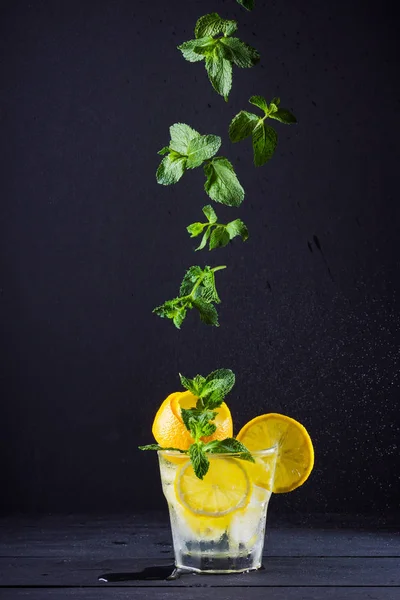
<box><xmin>158</xmin><ymin>445</ymin><xmax>278</xmax><ymax>458</ymax></box>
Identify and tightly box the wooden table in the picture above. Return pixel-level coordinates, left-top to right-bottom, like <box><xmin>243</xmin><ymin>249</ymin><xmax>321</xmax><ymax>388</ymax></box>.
<box><xmin>0</xmin><ymin>513</ymin><xmax>398</xmax><ymax>599</ymax></box>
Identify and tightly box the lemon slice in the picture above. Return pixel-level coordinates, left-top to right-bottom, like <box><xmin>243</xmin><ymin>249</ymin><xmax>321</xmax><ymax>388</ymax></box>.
<box><xmin>243</xmin><ymin>451</ymin><xmax>278</xmax><ymax>491</ymax></box>
<box><xmin>236</xmin><ymin>413</ymin><xmax>314</xmax><ymax>493</ymax></box>
<box><xmin>175</xmin><ymin>457</ymin><xmax>251</xmax><ymax>517</ymax></box>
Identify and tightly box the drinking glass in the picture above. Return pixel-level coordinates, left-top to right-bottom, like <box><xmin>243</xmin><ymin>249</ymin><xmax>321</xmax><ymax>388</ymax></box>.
<box><xmin>158</xmin><ymin>447</ymin><xmax>277</xmax><ymax>573</ymax></box>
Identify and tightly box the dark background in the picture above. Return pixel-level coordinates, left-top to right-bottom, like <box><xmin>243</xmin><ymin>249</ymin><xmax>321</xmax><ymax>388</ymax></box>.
<box><xmin>1</xmin><ymin>0</ymin><xmax>399</xmax><ymax>515</ymax></box>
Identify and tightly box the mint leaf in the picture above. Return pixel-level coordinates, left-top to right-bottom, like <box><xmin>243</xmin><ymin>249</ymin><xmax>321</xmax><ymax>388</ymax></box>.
<box><xmin>196</xmin><ymin>227</ymin><xmax>211</xmax><ymax>251</ymax></box>
<box><xmin>202</xmin><ymin>204</ymin><xmax>217</xmax><ymax>224</ymax></box>
<box><xmin>179</xmin><ymin>265</ymin><xmax>204</xmax><ymax>296</ymax></box>
<box><xmin>199</xmin><ymin>268</ymin><xmax>221</xmax><ymax>303</ymax></box>
<box><xmin>249</xmin><ymin>95</ymin><xmax>269</xmax><ymax>114</ymax></box>
<box><xmin>186</xmin><ymin>134</ymin><xmax>221</xmax><ymax>169</ymax></box>
<box><xmin>189</xmin><ymin>443</ymin><xmax>209</xmax><ymax>479</ymax></box>
<box><xmin>187</xmin><ymin>222</ymin><xmax>206</xmax><ymax>237</ymax></box>
<box><xmin>192</xmin><ymin>298</ymin><xmax>219</xmax><ymax>326</ymax></box>
<box><xmin>226</xmin><ymin>219</ymin><xmax>249</xmax><ymax>241</ymax></box>
<box><xmin>204</xmin><ymin>157</ymin><xmax>244</xmax><ymax>207</ymax></box>
<box><xmin>205</xmin><ymin>44</ymin><xmax>232</xmax><ymax>101</ymax></box>
<box><xmin>158</xmin><ymin>146</ymin><xmax>170</xmax><ymax>156</ymax></box>
<box><xmin>237</xmin><ymin>0</ymin><xmax>255</xmax><ymax>10</ymax></box>
<box><xmin>195</xmin><ymin>13</ymin><xmax>237</xmax><ymax>39</ymax></box>
<box><xmin>156</xmin><ymin>154</ymin><xmax>186</xmax><ymax>185</ymax></box>
<box><xmin>153</xmin><ymin>297</ymin><xmax>188</xmax><ymax>329</ymax></box>
<box><xmin>173</xmin><ymin>307</ymin><xmax>187</xmax><ymax>329</ymax></box>
<box><xmin>179</xmin><ymin>374</ymin><xmax>198</xmax><ymax>395</ymax></box>
<box><xmin>185</xmin><ymin>409</ymin><xmax>218</xmax><ymax>438</ymax></box>
<box><xmin>204</xmin><ymin>438</ymin><xmax>255</xmax><ymax>462</ymax></box>
<box><xmin>178</xmin><ymin>36</ymin><xmax>216</xmax><ymax>62</ymax></box>
<box><xmin>179</xmin><ymin>373</ymin><xmax>205</xmax><ymax>396</ymax></box>
<box><xmin>229</xmin><ymin>110</ymin><xmax>259</xmax><ymax>143</ymax></box>
<box><xmin>252</xmin><ymin>122</ymin><xmax>278</xmax><ymax>166</ymax></box>
<box><xmin>220</xmin><ymin>37</ymin><xmax>260</xmax><ymax>68</ymax></box>
<box><xmin>139</xmin><ymin>444</ymin><xmax>187</xmax><ymax>452</ymax></box>
<box><xmin>209</xmin><ymin>225</ymin><xmax>230</xmax><ymax>250</ymax></box>
<box><xmin>169</xmin><ymin>123</ymin><xmax>200</xmax><ymax>155</ymax></box>
<box><xmin>200</xmin><ymin>369</ymin><xmax>235</xmax><ymax>408</ymax></box>
<box><xmin>269</xmin><ymin>108</ymin><xmax>297</xmax><ymax>124</ymax></box>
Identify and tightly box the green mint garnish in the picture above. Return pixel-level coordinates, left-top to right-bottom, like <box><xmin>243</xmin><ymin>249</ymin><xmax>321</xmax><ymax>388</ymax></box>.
<box><xmin>139</xmin><ymin>369</ymin><xmax>254</xmax><ymax>479</ymax></box>
<box><xmin>153</xmin><ymin>265</ymin><xmax>226</xmax><ymax>329</ymax></box>
<box><xmin>156</xmin><ymin>123</ymin><xmax>221</xmax><ymax>185</ymax></box>
<box><xmin>139</xmin><ymin>444</ymin><xmax>186</xmax><ymax>453</ymax></box>
<box><xmin>187</xmin><ymin>205</ymin><xmax>249</xmax><ymax>251</ymax></box>
<box><xmin>204</xmin><ymin>158</ymin><xmax>244</xmax><ymax>206</ymax></box>
<box><xmin>180</xmin><ymin>369</ymin><xmax>254</xmax><ymax>477</ymax></box>
<box><xmin>156</xmin><ymin>124</ymin><xmax>244</xmax><ymax>207</ymax></box>
<box><xmin>178</xmin><ymin>13</ymin><xmax>260</xmax><ymax>101</ymax></box>
<box><xmin>229</xmin><ymin>96</ymin><xmax>297</xmax><ymax>167</ymax></box>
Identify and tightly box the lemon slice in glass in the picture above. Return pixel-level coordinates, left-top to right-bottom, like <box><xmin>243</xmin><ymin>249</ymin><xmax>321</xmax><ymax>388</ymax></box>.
<box><xmin>175</xmin><ymin>456</ymin><xmax>251</xmax><ymax>517</ymax></box>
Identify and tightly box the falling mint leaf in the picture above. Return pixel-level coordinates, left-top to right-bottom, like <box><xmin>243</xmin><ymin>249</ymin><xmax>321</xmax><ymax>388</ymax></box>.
<box><xmin>187</xmin><ymin>222</ymin><xmax>206</xmax><ymax>237</ymax></box>
<box><xmin>169</xmin><ymin>123</ymin><xmax>200</xmax><ymax>155</ymax></box>
<box><xmin>220</xmin><ymin>37</ymin><xmax>260</xmax><ymax>68</ymax></box>
<box><xmin>209</xmin><ymin>226</ymin><xmax>231</xmax><ymax>250</ymax></box>
<box><xmin>204</xmin><ymin>157</ymin><xmax>244</xmax><ymax>206</ymax></box>
<box><xmin>186</xmin><ymin>134</ymin><xmax>221</xmax><ymax>169</ymax></box>
<box><xmin>252</xmin><ymin>122</ymin><xmax>278</xmax><ymax>167</ymax></box>
<box><xmin>205</xmin><ymin>44</ymin><xmax>232</xmax><ymax>101</ymax></box>
<box><xmin>158</xmin><ymin>146</ymin><xmax>170</xmax><ymax>156</ymax></box>
<box><xmin>178</xmin><ymin>36</ymin><xmax>216</xmax><ymax>62</ymax></box>
<box><xmin>229</xmin><ymin>110</ymin><xmax>259</xmax><ymax>143</ymax></box>
<box><xmin>249</xmin><ymin>95</ymin><xmax>269</xmax><ymax>114</ymax></box>
<box><xmin>192</xmin><ymin>297</ymin><xmax>219</xmax><ymax>326</ymax></box>
<box><xmin>268</xmin><ymin>108</ymin><xmax>297</xmax><ymax>124</ymax></box>
<box><xmin>195</xmin><ymin>13</ymin><xmax>237</xmax><ymax>38</ymax></box>
<box><xmin>202</xmin><ymin>204</ymin><xmax>218</xmax><ymax>224</ymax></box>
<box><xmin>226</xmin><ymin>218</ymin><xmax>249</xmax><ymax>241</ymax></box>
<box><xmin>179</xmin><ymin>265</ymin><xmax>205</xmax><ymax>296</ymax></box>
<box><xmin>196</xmin><ymin>227</ymin><xmax>212</xmax><ymax>251</ymax></box>
<box><xmin>156</xmin><ymin>154</ymin><xmax>186</xmax><ymax>185</ymax></box>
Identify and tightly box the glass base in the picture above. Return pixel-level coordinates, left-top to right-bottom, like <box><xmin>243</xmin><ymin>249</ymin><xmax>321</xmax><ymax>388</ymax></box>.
<box><xmin>175</xmin><ymin>551</ymin><xmax>262</xmax><ymax>574</ymax></box>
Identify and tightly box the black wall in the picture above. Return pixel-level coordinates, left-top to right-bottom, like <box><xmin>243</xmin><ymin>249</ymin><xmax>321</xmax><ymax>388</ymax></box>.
<box><xmin>1</xmin><ymin>0</ymin><xmax>399</xmax><ymax>515</ymax></box>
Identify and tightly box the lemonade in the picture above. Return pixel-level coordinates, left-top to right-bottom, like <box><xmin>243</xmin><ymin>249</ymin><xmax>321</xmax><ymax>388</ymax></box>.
<box><xmin>140</xmin><ymin>370</ymin><xmax>314</xmax><ymax>574</ymax></box>
<box><xmin>158</xmin><ymin>448</ymin><xmax>277</xmax><ymax>573</ymax></box>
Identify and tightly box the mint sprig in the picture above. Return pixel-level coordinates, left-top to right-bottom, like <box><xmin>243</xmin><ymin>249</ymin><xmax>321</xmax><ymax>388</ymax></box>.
<box><xmin>139</xmin><ymin>369</ymin><xmax>254</xmax><ymax>479</ymax></box>
<box><xmin>156</xmin><ymin>124</ymin><xmax>244</xmax><ymax>207</ymax></box>
<box><xmin>157</xmin><ymin>123</ymin><xmax>221</xmax><ymax>185</ymax></box>
<box><xmin>178</xmin><ymin>14</ymin><xmax>260</xmax><ymax>101</ymax></box>
<box><xmin>187</xmin><ymin>205</ymin><xmax>249</xmax><ymax>251</ymax></box>
<box><xmin>229</xmin><ymin>96</ymin><xmax>297</xmax><ymax>167</ymax></box>
<box><xmin>179</xmin><ymin>369</ymin><xmax>254</xmax><ymax>478</ymax></box>
<box><xmin>153</xmin><ymin>265</ymin><xmax>226</xmax><ymax>328</ymax></box>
